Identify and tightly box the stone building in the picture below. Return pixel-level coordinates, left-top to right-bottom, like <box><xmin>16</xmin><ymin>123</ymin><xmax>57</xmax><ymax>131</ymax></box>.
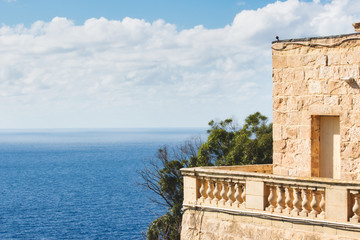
<box><xmin>181</xmin><ymin>26</ymin><xmax>360</xmax><ymax>239</ymax></box>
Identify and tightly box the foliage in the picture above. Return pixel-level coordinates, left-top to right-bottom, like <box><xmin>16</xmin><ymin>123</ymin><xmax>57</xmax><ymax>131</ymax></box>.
<box><xmin>140</xmin><ymin>112</ymin><xmax>272</xmax><ymax>239</ymax></box>
<box><xmin>139</xmin><ymin>138</ymin><xmax>202</xmax><ymax>240</ymax></box>
<box><xmin>197</xmin><ymin>112</ymin><xmax>272</xmax><ymax>166</ymax></box>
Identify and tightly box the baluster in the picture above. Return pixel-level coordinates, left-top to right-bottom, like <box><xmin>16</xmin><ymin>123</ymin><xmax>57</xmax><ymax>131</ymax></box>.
<box><xmin>266</xmin><ymin>185</ymin><xmax>277</xmax><ymax>212</ymax></box>
<box><xmin>213</xmin><ymin>180</ymin><xmax>221</xmax><ymax>205</ymax></box>
<box><xmin>309</xmin><ymin>188</ymin><xmax>321</xmax><ymax>218</ymax></box>
<box><xmin>233</xmin><ymin>182</ymin><xmax>243</xmax><ymax>207</ymax></box>
<box><xmin>275</xmin><ymin>184</ymin><xmax>285</xmax><ymax>213</ymax></box>
<box><xmin>284</xmin><ymin>186</ymin><xmax>293</xmax><ymax>214</ymax></box>
<box><xmin>291</xmin><ymin>187</ymin><xmax>302</xmax><ymax>216</ymax></box>
<box><xmin>241</xmin><ymin>184</ymin><xmax>246</xmax><ymax>207</ymax></box>
<box><xmin>219</xmin><ymin>180</ymin><xmax>228</xmax><ymax>205</ymax></box>
<box><xmin>350</xmin><ymin>190</ymin><xmax>360</xmax><ymax>223</ymax></box>
<box><xmin>226</xmin><ymin>181</ymin><xmax>234</xmax><ymax>207</ymax></box>
<box><xmin>300</xmin><ymin>188</ymin><xmax>311</xmax><ymax>217</ymax></box>
<box><xmin>205</xmin><ymin>178</ymin><xmax>213</xmax><ymax>204</ymax></box>
<box><xmin>318</xmin><ymin>190</ymin><xmax>326</xmax><ymax>219</ymax></box>
<box><xmin>199</xmin><ymin>178</ymin><xmax>206</xmax><ymax>203</ymax></box>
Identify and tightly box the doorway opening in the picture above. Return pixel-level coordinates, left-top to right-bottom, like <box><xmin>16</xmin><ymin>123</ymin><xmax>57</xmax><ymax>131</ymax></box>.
<box><xmin>311</xmin><ymin>116</ymin><xmax>340</xmax><ymax>179</ymax></box>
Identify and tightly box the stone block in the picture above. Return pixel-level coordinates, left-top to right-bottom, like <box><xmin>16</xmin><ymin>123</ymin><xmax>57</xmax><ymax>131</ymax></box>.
<box><xmin>273</xmin><ymin>112</ymin><xmax>286</xmax><ymax>126</ymax></box>
<box><xmin>292</xmin><ymin>81</ymin><xmax>308</xmax><ymax>96</ymax></box>
<box><xmin>287</xmin><ymin>96</ymin><xmax>298</xmax><ymax>111</ymax></box>
<box><xmin>273</xmin><ymin>124</ymin><xmax>282</xmax><ymax>141</ymax></box>
<box><xmin>271</xmin><ymin>219</ymin><xmax>285</xmax><ymax>228</ymax></box>
<box><xmin>301</xmin><ymin>54</ymin><xmax>328</xmax><ymax>67</ymax></box>
<box><xmin>309</xmin><ymin>80</ymin><xmax>325</xmax><ymax>94</ymax></box>
<box><xmin>287</xmin><ymin>55</ymin><xmax>302</xmax><ymax>68</ymax></box>
<box><xmin>245</xmin><ymin>180</ymin><xmax>265</xmax><ymax>210</ymax></box>
<box><xmin>325</xmin><ymin>186</ymin><xmax>348</xmax><ymax>221</ymax></box>
<box><xmin>273</xmin><ymin>153</ymin><xmax>282</xmax><ymax>165</ymax></box>
<box><xmin>324</xmin><ymin>95</ymin><xmax>339</xmax><ymax>106</ymax></box>
<box><xmin>348</xmin><ymin>126</ymin><xmax>360</xmax><ymax>142</ymax></box>
<box><xmin>341</xmin><ymin>142</ymin><xmax>360</xmax><ymax>159</ymax></box>
<box><xmin>339</xmin><ymin>96</ymin><xmax>353</xmax><ymax>111</ymax></box>
<box><xmin>318</xmin><ymin>226</ymin><xmax>337</xmax><ymax>235</ymax></box>
<box><xmin>283</xmin><ymin>83</ymin><xmax>294</xmax><ymax>96</ymax></box>
<box><xmin>294</xmin><ymin>68</ymin><xmax>305</xmax><ymax>81</ymax></box>
<box><xmin>304</xmin><ymin>67</ymin><xmax>319</xmax><ymax>80</ymax></box>
<box><xmin>273</xmin><ymin>83</ymin><xmax>282</xmax><ymax>96</ymax></box>
<box><xmin>336</xmin><ymin>229</ymin><xmax>360</xmax><ymax>239</ymax></box>
<box><xmin>297</xmin><ymin>139</ymin><xmax>311</xmax><ymax>154</ymax></box>
<box><xmin>273</xmin><ymin>55</ymin><xmax>287</xmax><ymax>69</ymax></box>
<box><xmin>319</xmin><ymin>66</ymin><xmax>332</xmax><ymax>80</ymax></box>
<box><xmin>246</xmin><ymin>195</ymin><xmax>266</xmax><ymax>210</ymax></box>
<box><xmin>282</xmin><ymin>155</ymin><xmax>294</xmax><ymax>166</ymax></box>
<box><xmin>272</xmin><ymin>69</ymin><xmax>283</xmax><ymax>83</ymax></box>
<box><xmin>352</xmin><ymin>95</ymin><xmax>360</xmax><ymax>108</ymax></box>
<box><xmin>328</xmin><ymin>80</ymin><xmax>347</xmax><ymax>95</ymax></box>
<box><xmin>272</xmin><ymin>164</ymin><xmax>282</xmax><ymax>175</ymax></box>
<box><xmin>283</xmin><ymin>68</ymin><xmax>295</xmax><ymax>81</ymax></box>
<box><xmin>298</xmin><ymin>125</ymin><xmax>311</xmax><ymax>139</ymax></box>
<box><xmin>340</xmin><ymin>65</ymin><xmax>360</xmax><ymax>80</ymax></box>
<box><xmin>283</xmin><ymin>127</ymin><xmax>297</xmax><ymax>140</ymax></box>
<box><xmin>327</xmin><ymin>53</ymin><xmax>341</xmax><ymax>65</ymax></box>
<box><xmin>246</xmin><ymin>180</ymin><xmax>264</xmax><ymax>196</ymax></box>
<box><xmin>287</xmin><ymin>112</ymin><xmax>302</xmax><ymax>125</ymax></box>
<box><xmin>292</xmin><ymin>222</ymin><xmax>314</xmax><ymax>232</ymax></box>
<box><xmin>308</xmin><ymin>104</ymin><xmax>331</xmax><ymax>115</ymax></box>
<box><xmin>279</xmin><ymin>166</ymin><xmax>290</xmax><ymax>176</ymax></box>
<box><xmin>340</xmin><ymin>53</ymin><xmax>357</xmax><ymax>65</ymax></box>
<box><xmin>273</xmin><ymin>140</ymin><xmax>287</xmax><ymax>153</ymax></box>
<box><xmin>240</xmin><ymin>215</ymin><xmax>253</xmax><ymax>224</ymax></box>
<box><xmin>218</xmin><ymin>212</ymin><xmax>234</xmax><ymax>221</ymax></box>
<box><xmin>183</xmin><ymin>176</ymin><xmax>199</xmax><ymax>204</ymax></box>
<box><xmin>253</xmin><ymin>216</ymin><xmax>272</xmax><ymax>226</ymax></box>
<box><xmin>273</xmin><ymin>97</ymin><xmax>287</xmax><ymax>112</ymax></box>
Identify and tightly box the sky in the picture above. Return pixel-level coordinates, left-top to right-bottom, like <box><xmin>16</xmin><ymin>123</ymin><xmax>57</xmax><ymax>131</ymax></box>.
<box><xmin>0</xmin><ymin>0</ymin><xmax>359</xmax><ymax>129</ymax></box>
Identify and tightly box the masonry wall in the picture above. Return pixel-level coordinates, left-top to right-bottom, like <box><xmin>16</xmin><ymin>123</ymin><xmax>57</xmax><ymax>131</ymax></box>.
<box><xmin>181</xmin><ymin>209</ymin><xmax>360</xmax><ymax>240</ymax></box>
<box><xmin>272</xmin><ymin>33</ymin><xmax>360</xmax><ymax>179</ymax></box>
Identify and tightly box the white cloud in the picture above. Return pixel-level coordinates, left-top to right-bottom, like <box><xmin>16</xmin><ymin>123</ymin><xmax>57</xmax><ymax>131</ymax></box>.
<box><xmin>0</xmin><ymin>0</ymin><xmax>359</xmax><ymax>128</ymax></box>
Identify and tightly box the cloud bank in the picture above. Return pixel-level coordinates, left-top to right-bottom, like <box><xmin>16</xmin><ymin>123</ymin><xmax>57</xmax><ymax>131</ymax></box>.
<box><xmin>0</xmin><ymin>0</ymin><xmax>359</xmax><ymax>128</ymax></box>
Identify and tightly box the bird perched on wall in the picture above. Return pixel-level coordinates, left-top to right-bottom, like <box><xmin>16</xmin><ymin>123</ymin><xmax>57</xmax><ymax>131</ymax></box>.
<box><xmin>275</xmin><ymin>36</ymin><xmax>279</xmax><ymax>41</ymax></box>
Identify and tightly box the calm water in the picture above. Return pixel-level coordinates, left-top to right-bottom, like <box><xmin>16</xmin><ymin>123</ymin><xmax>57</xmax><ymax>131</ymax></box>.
<box><xmin>0</xmin><ymin>128</ymin><xmax>205</xmax><ymax>239</ymax></box>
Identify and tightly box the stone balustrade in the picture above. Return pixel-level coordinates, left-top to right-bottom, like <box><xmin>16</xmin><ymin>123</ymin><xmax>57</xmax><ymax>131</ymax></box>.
<box><xmin>181</xmin><ymin>164</ymin><xmax>360</xmax><ymax>225</ymax></box>
<box><xmin>264</xmin><ymin>183</ymin><xmax>325</xmax><ymax>219</ymax></box>
<box><xmin>197</xmin><ymin>177</ymin><xmax>246</xmax><ymax>209</ymax></box>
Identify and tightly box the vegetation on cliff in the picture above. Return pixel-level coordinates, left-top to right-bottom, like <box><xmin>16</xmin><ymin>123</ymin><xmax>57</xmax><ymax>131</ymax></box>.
<box><xmin>139</xmin><ymin>112</ymin><xmax>272</xmax><ymax>239</ymax></box>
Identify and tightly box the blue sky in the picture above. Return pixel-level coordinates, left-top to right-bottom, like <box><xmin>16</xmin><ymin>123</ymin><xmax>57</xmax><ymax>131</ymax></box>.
<box><xmin>0</xmin><ymin>0</ymin><xmax>308</xmax><ymax>28</ymax></box>
<box><xmin>0</xmin><ymin>0</ymin><xmax>358</xmax><ymax>128</ymax></box>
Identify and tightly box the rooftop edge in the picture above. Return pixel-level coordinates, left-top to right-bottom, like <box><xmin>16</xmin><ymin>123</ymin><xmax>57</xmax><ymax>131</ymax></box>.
<box><xmin>272</xmin><ymin>32</ymin><xmax>360</xmax><ymax>44</ymax></box>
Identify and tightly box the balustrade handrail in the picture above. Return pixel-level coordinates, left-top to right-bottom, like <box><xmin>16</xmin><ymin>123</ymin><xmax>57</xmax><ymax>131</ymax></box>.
<box><xmin>181</xmin><ymin>165</ymin><xmax>360</xmax><ymax>189</ymax></box>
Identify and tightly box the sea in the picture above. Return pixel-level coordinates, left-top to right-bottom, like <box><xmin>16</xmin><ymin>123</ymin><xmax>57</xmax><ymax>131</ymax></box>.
<box><xmin>0</xmin><ymin>128</ymin><xmax>206</xmax><ymax>240</ymax></box>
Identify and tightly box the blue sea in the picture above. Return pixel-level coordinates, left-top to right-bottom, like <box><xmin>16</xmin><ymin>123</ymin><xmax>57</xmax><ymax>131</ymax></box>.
<box><xmin>0</xmin><ymin>128</ymin><xmax>205</xmax><ymax>240</ymax></box>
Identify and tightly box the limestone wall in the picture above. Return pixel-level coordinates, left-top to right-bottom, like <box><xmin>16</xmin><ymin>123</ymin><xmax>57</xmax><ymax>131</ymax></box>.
<box><xmin>181</xmin><ymin>209</ymin><xmax>360</xmax><ymax>240</ymax></box>
<box><xmin>272</xmin><ymin>33</ymin><xmax>360</xmax><ymax>179</ymax></box>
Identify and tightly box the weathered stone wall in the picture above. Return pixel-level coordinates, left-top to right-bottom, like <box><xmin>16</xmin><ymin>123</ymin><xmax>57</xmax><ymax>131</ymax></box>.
<box><xmin>181</xmin><ymin>209</ymin><xmax>360</xmax><ymax>240</ymax></box>
<box><xmin>272</xmin><ymin>33</ymin><xmax>360</xmax><ymax>179</ymax></box>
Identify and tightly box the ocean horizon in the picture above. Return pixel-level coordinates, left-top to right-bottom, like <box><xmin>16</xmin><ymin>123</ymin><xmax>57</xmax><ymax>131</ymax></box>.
<box><xmin>0</xmin><ymin>128</ymin><xmax>206</xmax><ymax>239</ymax></box>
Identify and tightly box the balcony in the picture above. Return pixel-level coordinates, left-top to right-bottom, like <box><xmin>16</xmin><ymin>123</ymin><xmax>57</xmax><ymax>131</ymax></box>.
<box><xmin>181</xmin><ymin>164</ymin><xmax>360</xmax><ymax>230</ymax></box>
